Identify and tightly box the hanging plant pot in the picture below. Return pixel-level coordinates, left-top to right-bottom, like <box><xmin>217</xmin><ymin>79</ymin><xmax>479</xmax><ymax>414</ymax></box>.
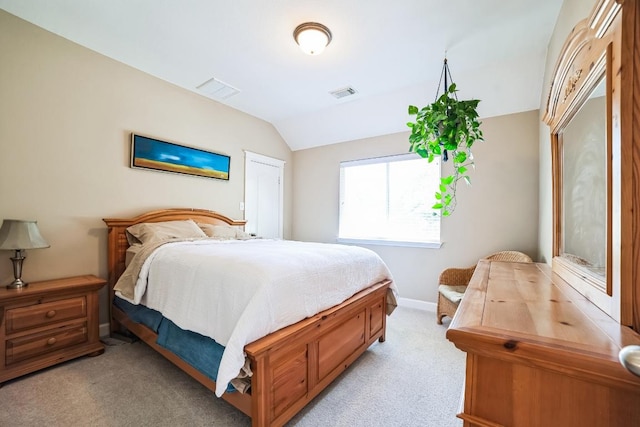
<box><xmin>407</xmin><ymin>59</ymin><xmax>484</xmax><ymax>217</ymax></box>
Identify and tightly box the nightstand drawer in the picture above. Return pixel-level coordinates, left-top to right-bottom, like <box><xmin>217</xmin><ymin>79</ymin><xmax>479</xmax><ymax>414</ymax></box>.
<box><xmin>5</xmin><ymin>323</ymin><xmax>88</xmax><ymax>365</ymax></box>
<box><xmin>5</xmin><ymin>296</ymin><xmax>87</xmax><ymax>334</ymax></box>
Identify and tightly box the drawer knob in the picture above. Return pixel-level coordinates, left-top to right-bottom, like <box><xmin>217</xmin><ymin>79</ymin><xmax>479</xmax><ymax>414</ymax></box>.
<box><xmin>46</xmin><ymin>310</ymin><xmax>56</xmax><ymax>318</ymax></box>
<box><xmin>46</xmin><ymin>337</ymin><xmax>57</xmax><ymax>346</ymax></box>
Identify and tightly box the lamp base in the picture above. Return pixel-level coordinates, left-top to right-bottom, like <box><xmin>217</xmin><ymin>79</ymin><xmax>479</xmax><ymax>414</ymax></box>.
<box><xmin>7</xmin><ymin>250</ymin><xmax>28</xmax><ymax>289</ymax></box>
<box><xmin>7</xmin><ymin>278</ymin><xmax>28</xmax><ymax>289</ymax></box>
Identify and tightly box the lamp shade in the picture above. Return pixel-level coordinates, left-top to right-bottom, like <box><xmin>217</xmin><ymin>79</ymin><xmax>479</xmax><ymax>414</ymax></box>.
<box><xmin>293</xmin><ymin>22</ymin><xmax>332</xmax><ymax>55</ymax></box>
<box><xmin>0</xmin><ymin>220</ymin><xmax>50</xmax><ymax>250</ymax></box>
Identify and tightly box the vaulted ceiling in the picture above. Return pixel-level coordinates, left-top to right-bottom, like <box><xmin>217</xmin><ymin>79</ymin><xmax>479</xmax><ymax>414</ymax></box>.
<box><xmin>0</xmin><ymin>0</ymin><xmax>563</xmax><ymax>151</ymax></box>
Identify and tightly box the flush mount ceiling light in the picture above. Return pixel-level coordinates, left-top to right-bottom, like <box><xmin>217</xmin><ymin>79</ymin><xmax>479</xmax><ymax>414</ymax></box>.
<box><xmin>293</xmin><ymin>22</ymin><xmax>332</xmax><ymax>55</ymax></box>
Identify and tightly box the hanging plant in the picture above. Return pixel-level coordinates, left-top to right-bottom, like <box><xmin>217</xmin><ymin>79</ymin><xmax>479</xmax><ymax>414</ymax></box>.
<box><xmin>407</xmin><ymin>59</ymin><xmax>483</xmax><ymax>217</ymax></box>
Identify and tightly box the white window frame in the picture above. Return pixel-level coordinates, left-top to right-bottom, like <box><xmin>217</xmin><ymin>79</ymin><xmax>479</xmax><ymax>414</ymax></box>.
<box><xmin>337</xmin><ymin>153</ymin><xmax>442</xmax><ymax>248</ymax></box>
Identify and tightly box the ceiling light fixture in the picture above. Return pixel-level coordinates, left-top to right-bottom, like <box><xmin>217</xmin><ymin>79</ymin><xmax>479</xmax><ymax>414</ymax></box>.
<box><xmin>293</xmin><ymin>22</ymin><xmax>332</xmax><ymax>55</ymax></box>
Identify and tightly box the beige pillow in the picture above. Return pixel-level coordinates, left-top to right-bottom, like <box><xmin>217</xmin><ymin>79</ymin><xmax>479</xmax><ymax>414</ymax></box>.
<box><xmin>126</xmin><ymin>219</ymin><xmax>207</xmax><ymax>245</ymax></box>
<box><xmin>198</xmin><ymin>223</ymin><xmax>248</xmax><ymax>240</ymax></box>
<box><xmin>125</xmin><ymin>244</ymin><xmax>143</xmax><ymax>267</ymax></box>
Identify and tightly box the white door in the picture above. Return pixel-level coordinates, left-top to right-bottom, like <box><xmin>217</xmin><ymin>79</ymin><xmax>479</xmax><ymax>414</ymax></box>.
<box><xmin>244</xmin><ymin>151</ymin><xmax>284</xmax><ymax>239</ymax></box>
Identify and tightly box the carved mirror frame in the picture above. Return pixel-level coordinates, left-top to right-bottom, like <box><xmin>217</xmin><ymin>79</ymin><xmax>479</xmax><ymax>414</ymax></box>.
<box><xmin>544</xmin><ymin>0</ymin><xmax>640</xmax><ymax>327</ymax></box>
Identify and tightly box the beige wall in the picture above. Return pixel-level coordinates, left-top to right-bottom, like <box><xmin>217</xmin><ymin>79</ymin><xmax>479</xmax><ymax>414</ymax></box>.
<box><xmin>538</xmin><ymin>0</ymin><xmax>595</xmax><ymax>263</ymax></box>
<box><xmin>0</xmin><ymin>11</ymin><xmax>293</xmax><ymax>323</ymax></box>
<box><xmin>292</xmin><ymin>110</ymin><xmax>540</xmax><ymax>303</ymax></box>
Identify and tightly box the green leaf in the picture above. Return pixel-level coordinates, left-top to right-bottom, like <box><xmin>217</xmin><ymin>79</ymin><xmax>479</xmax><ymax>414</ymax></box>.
<box><xmin>416</xmin><ymin>148</ymin><xmax>428</xmax><ymax>158</ymax></box>
<box><xmin>464</xmin><ymin>175</ymin><xmax>472</xmax><ymax>185</ymax></box>
<box><xmin>441</xmin><ymin>175</ymin><xmax>455</xmax><ymax>185</ymax></box>
<box><xmin>408</xmin><ymin>105</ymin><xmax>419</xmax><ymax>115</ymax></box>
<box><xmin>444</xmin><ymin>142</ymin><xmax>458</xmax><ymax>151</ymax></box>
<box><xmin>432</xmin><ymin>203</ymin><xmax>443</xmax><ymax>209</ymax></box>
<box><xmin>454</xmin><ymin>151</ymin><xmax>467</xmax><ymax>164</ymax></box>
<box><xmin>457</xmin><ymin>166</ymin><xmax>468</xmax><ymax>175</ymax></box>
<box><xmin>408</xmin><ymin>133</ymin><xmax>421</xmax><ymax>143</ymax></box>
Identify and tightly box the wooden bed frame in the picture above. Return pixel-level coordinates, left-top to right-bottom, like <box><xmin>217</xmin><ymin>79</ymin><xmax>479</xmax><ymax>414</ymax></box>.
<box><xmin>103</xmin><ymin>208</ymin><xmax>392</xmax><ymax>427</ymax></box>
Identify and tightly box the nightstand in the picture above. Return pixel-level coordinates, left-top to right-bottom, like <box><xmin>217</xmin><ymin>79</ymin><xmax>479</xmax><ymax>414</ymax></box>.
<box><xmin>0</xmin><ymin>275</ymin><xmax>106</xmax><ymax>384</ymax></box>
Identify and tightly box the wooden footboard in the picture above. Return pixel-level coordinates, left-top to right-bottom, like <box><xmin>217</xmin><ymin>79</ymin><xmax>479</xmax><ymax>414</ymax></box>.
<box><xmin>245</xmin><ymin>280</ymin><xmax>389</xmax><ymax>426</ymax></box>
<box><xmin>104</xmin><ymin>208</ymin><xmax>392</xmax><ymax>427</ymax></box>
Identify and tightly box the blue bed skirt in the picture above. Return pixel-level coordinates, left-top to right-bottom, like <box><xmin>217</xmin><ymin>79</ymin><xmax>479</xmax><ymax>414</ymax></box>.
<box><xmin>113</xmin><ymin>297</ymin><xmax>235</xmax><ymax>392</ymax></box>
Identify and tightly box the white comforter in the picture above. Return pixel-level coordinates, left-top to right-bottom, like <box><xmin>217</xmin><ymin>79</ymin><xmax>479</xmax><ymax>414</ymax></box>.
<box><xmin>117</xmin><ymin>238</ymin><xmax>396</xmax><ymax>397</ymax></box>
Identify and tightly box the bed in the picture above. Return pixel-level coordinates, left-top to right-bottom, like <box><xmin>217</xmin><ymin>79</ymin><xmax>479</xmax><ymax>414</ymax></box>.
<box><xmin>103</xmin><ymin>208</ymin><xmax>396</xmax><ymax>427</ymax></box>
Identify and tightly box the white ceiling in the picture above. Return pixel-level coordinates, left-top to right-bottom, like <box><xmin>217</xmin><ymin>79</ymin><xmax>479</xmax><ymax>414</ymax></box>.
<box><xmin>0</xmin><ymin>0</ymin><xmax>563</xmax><ymax>151</ymax></box>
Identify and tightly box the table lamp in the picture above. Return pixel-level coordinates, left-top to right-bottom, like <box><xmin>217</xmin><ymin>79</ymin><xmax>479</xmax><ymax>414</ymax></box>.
<box><xmin>0</xmin><ymin>219</ymin><xmax>50</xmax><ymax>289</ymax></box>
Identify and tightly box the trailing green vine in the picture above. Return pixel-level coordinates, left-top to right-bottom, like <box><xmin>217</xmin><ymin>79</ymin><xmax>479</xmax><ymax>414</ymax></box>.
<box><xmin>407</xmin><ymin>83</ymin><xmax>483</xmax><ymax>216</ymax></box>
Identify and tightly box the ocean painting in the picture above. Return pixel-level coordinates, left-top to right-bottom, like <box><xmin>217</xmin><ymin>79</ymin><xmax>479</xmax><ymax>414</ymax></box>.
<box><xmin>131</xmin><ymin>134</ymin><xmax>230</xmax><ymax>180</ymax></box>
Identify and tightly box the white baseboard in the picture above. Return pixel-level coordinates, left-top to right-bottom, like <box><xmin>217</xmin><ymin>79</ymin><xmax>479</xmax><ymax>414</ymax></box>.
<box><xmin>398</xmin><ymin>297</ymin><xmax>436</xmax><ymax>312</ymax></box>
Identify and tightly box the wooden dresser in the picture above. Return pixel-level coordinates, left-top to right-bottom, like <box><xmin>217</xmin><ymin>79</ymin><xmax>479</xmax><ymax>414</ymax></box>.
<box><xmin>0</xmin><ymin>275</ymin><xmax>106</xmax><ymax>384</ymax></box>
<box><xmin>447</xmin><ymin>260</ymin><xmax>640</xmax><ymax>427</ymax></box>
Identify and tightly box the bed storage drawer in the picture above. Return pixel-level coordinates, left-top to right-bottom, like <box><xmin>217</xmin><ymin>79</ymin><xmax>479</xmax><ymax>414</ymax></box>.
<box><xmin>6</xmin><ymin>296</ymin><xmax>87</xmax><ymax>334</ymax></box>
<box><xmin>6</xmin><ymin>323</ymin><xmax>88</xmax><ymax>365</ymax></box>
<box><xmin>318</xmin><ymin>309</ymin><xmax>366</xmax><ymax>380</ymax></box>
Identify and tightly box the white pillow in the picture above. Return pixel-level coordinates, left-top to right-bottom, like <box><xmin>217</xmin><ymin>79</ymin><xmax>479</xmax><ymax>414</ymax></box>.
<box><xmin>198</xmin><ymin>223</ymin><xmax>251</xmax><ymax>240</ymax></box>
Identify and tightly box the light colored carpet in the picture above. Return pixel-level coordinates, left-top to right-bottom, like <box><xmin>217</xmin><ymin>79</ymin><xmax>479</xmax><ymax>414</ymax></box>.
<box><xmin>0</xmin><ymin>307</ymin><xmax>464</xmax><ymax>427</ymax></box>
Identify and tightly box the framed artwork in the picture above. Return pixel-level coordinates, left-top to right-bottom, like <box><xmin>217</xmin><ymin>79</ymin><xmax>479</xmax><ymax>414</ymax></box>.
<box><xmin>131</xmin><ymin>133</ymin><xmax>230</xmax><ymax>180</ymax></box>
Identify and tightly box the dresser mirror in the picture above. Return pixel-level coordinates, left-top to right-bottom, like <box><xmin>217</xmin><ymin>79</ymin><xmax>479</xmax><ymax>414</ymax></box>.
<box><xmin>543</xmin><ymin>0</ymin><xmax>623</xmax><ymax>321</ymax></box>
<box><xmin>558</xmin><ymin>76</ymin><xmax>608</xmax><ymax>285</ymax></box>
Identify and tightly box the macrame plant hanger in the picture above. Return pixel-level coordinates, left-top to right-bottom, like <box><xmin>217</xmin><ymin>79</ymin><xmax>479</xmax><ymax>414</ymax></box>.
<box><xmin>434</xmin><ymin>57</ymin><xmax>458</xmax><ymax>102</ymax></box>
<box><xmin>434</xmin><ymin>57</ymin><xmax>457</xmax><ymax>162</ymax></box>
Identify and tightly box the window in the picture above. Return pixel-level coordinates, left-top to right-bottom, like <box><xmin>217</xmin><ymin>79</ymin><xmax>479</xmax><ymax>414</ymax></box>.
<box><xmin>338</xmin><ymin>153</ymin><xmax>441</xmax><ymax>247</ymax></box>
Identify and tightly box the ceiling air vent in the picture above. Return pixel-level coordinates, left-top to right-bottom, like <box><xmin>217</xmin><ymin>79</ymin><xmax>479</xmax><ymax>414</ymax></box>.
<box><xmin>197</xmin><ymin>77</ymin><xmax>240</xmax><ymax>100</ymax></box>
<box><xmin>330</xmin><ymin>86</ymin><xmax>358</xmax><ymax>99</ymax></box>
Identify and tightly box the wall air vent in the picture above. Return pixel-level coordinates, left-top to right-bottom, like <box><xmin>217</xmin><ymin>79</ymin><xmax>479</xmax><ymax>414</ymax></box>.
<box><xmin>197</xmin><ymin>77</ymin><xmax>240</xmax><ymax>100</ymax></box>
<box><xmin>330</xmin><ymin>86</ymin><xmax>358</xmax><ymax>99</ymax></box>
